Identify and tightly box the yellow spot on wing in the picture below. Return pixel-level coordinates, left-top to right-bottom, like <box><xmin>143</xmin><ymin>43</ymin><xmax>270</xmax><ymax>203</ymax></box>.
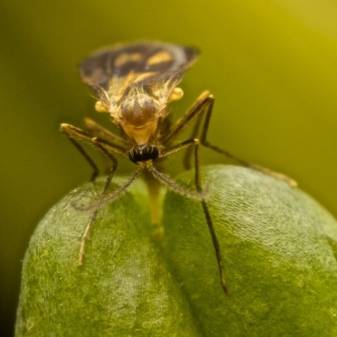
<box><xmin>114</xmin><ymin>52</ymin><xmax>143</xmax><ymax>67</ymax></box>
<box><xmin>147</xmin><ymin>51</ymin><xmax>172</xmax><ymax>65</ymax></box>
<box><xmin>133</xmin><ymin>71</ymin><xmax>158</xmax><ymax>83</ymax></box>
<box><xmin>108</xmin><ymin>71</ymin><xmax>158</xmax><ymax>98</ymax></box>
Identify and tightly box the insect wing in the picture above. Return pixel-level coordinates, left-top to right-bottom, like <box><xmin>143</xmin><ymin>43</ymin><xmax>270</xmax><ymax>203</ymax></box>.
<box><xmin>79</xmin><ymin>42</ymin><xmax>199</xmax><ymax>97</ymax></box>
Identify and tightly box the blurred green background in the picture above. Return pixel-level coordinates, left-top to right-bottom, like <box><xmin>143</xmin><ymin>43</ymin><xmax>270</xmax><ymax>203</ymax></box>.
<box><xmin>1</xmin><ymin>0</ymin><xmax>337</xmax><ymax>335</ymax></box>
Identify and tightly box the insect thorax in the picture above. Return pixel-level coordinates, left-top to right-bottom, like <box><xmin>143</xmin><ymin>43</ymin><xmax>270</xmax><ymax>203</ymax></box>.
<box><xmin>120</xmin><ymin>88</ymin><xmax>160</xmax><ymax>126</ymax></box>
<box><xmin>110</xmin><ymin>88</ymin><xmax>165</xmax><ymax>145</ymax></box>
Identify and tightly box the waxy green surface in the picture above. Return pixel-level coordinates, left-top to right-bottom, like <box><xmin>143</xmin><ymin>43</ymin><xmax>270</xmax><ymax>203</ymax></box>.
<box><xmin>15</xmin><ymin>166</ymin><xmax>337</xmax><ymax>336</ymax></box>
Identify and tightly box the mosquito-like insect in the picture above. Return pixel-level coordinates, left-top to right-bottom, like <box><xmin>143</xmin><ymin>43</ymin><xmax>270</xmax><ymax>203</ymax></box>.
<box><xmin>61</xmin><ymin>41</ymin><xmax>296</xmax><ymax>293</ymax></box>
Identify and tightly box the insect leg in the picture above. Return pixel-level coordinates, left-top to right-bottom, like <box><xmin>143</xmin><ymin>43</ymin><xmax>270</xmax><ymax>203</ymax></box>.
<box><xmin>182</xmin><ymin>99</ymin><xmax>211</xmax><ymax>169</ymax></box>
<box><xmin>160</xmin><ymin>138</ymin><xmax>227</xmax><ymax>293</ymax></box>
<box><xmin>148</xmin><ymin>165</ymin><xmax>203</xmax><ymax>201</ymax></box>
<box><xmin>60</xmin><ymin>123</ymin><xmax>100</xmax><ymax>182</ymax></box>
<box><xmin>61</xmin><ymin>123</ymin><xmax>127</xmax><ymax>156</ymax></box>
<box><xmin>160</xmin><ymin>138</ymin><xmax>198</xmax><ymax>158</ymax></box>
<box><xmin>197</xmin><ymin>98</ymin><xmax>298</xmax><ymax>187</ymax></box>
<box><xmin>194</xmin><ymin>141</ymin><xmax>228</xmax><ymax>293</ymax></box>
<box><xmin>78</xmin><ymin>141</ymin><xmax>118</xmax><ymax>265</ymax></box>
<box><xmin>60</xmin><ymin>123</ymin><xmax>127</xmax><ymax>264</ymax></box>
<box><xmin>161</xmin><ymin>90</ymin><xmax>213</xmax><ymax>169</ymax></box>
<box><xmin>162</xmin><ymin>90</ymin><xmax>212</xmax><ymax>145</ymax></box>
<box><xmin>164</xmin><ymin>91</ymin><xmax>296</xmax><ymax>186</ymax></box>
<box><xmin>83</xmin><ymin>117</ymin><xmax>128</xmax><ymax>149</ymax></box>
<box><xmin>82</xmin><ymin>118</ymin><xmax>129</xmax><ymax>174</ymax></box>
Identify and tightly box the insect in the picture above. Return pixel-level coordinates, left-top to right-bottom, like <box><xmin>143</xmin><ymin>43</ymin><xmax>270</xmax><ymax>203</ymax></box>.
<box><xmin>61</xmin><ymin>41</ymin><xmax>296</xmax><ymax>294</ymax></box>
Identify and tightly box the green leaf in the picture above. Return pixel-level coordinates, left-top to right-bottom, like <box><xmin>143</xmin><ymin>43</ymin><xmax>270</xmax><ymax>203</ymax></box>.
<box><xmin>163</xmin><ymin>165</ymin><xmax>337</xmax><ymax>336</ymax></box>
<box><xmin>15</xmin><ymin>165</ymin><xmax>337</xmax><ymax>336</ymax></box>
<box><xmin>14</xmin><ymin>179</ymin><xmax>200</xmax><ymax>337</ymax></box>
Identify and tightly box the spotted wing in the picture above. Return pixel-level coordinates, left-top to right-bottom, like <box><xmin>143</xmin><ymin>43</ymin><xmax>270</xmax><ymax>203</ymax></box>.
<box><xmin>79</xmin><ymin>42</ymin><xmax>199</xmax><ymax>100</ymax></box>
